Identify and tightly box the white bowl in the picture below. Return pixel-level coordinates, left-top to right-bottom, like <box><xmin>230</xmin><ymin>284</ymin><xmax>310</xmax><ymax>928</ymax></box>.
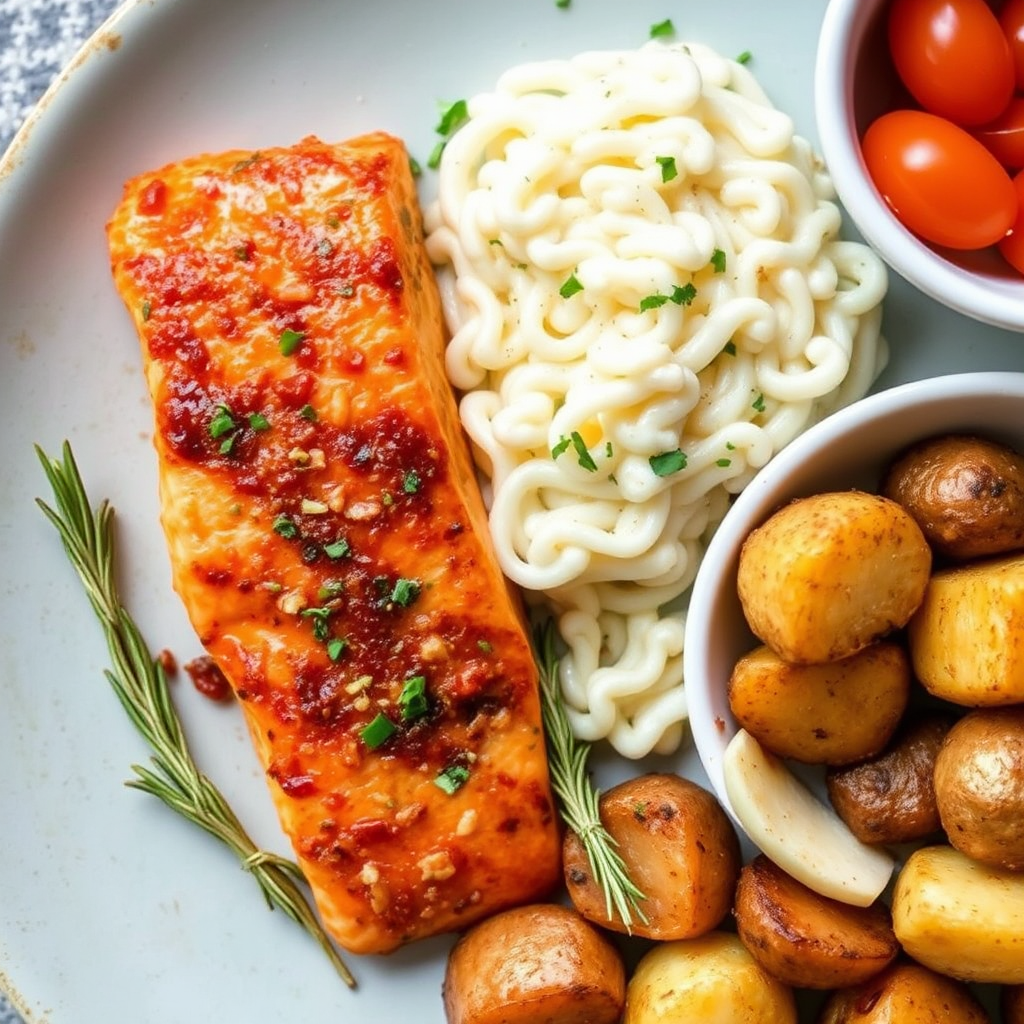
<box><xmin>684</xmin><ymin>371</ymin><xmax>1024</xmax><ymax>829</ymax></box>
<box><xmin>815</xmin><ymin>0</ymin><xmax>1024</xmax><ymax>331</ymax></box>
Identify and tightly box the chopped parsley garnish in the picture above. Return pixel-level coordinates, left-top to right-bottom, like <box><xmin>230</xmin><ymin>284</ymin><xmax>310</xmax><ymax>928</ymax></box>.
<box><xmin>299</xmin><ymin>403</ymin><xmax>317</xmax><ymax>422</ymax></box>
<box><xmin>278</xmin><ymin>329</ymin><xmax>306</xmax><ymax>356</ymax></box>
<box><xmin>560</xmin><ymin>273</ymin><xmax>584</xmax><ymax>299</ymax></box>
<box><xmin>390</xmin><ymin>577</ymin><xmax>421</xmax><ymax>607</ymax></box>
<box><xmin>640</xmin><ymin>283</ymin><xmax>697</xmax><ymax>312</ymax></box>
<box><xmin>272</xmin><ymin>515</ymin><xmax>298</xmax><ymax>539</ymax></box>
<box><xmin>323</xmin><ymin>537</ymin><xmax>350</xmax><ymax>559</ymax></box>
<box><xmin>723</xmin><ymin>340</ymin><xmax>737</xmax><ymax>356</ymax></box>
<box><xmin>752</xmin><ymin>392</ymin><xmax>767</xmax><ymax>412</ymax></box>
<box><xmin>361</xmin><ymin>713</ymin><xmax>396</xmax><ymax>750</ymax></box>
<box><xmin>408</xmin><ymin>155</ymin><xmax>422</xmax><ymax>178</ymax></box>
<box><xmin>711</xmin><ymin>248</ymin><xmax>727</xmax><ymax>273</ymax></box>
<box><xmin>551</xmin><ymin>436</ymin><xmax>572</xmax><ymax>460</ymax></box>
<box><xmin>427</xmin><ymin>141</ymin><xmax>446</xmax><ymax>170</ymax></box>
<box><xmin>649</xmin><ymin>449</ymin><xmax>687</xmax><ymax>477</ymax></box>
<box><xmin>208</xmin><ymin>405</ymin><xmax>236</xmax><ymax>440</ymax></box>
<box><xmin>141</xmin><ymin>300</ymin><xmax>152</xmax><ymax>321</ymax></box>
<box><xmin>435</xmin><ymin>765</ymin><xmax>471</xmax><ymax>794</ymax></box>
<box><xmin>300</xmin><ymin>605</ymin><xmax>334</xmax><ymax>642</ymax></box>
<box><xmin>326</xmin><ymin>637</ymin><xmax>348</xmax><ymax>662</ymax></box>
<box><xmin>650</xmin><ymin>18</ymin><xmax>675</xmax><ymax>37</ymax></box>
<box><xmin>218</xmin><ymin>436</ymin><xmax>236</xmax><ymax>456</ymax></box>
<box><xmin>403</xmin><ymin>469</ymin><xmax>421</xmax><ymax>494</ymax></box>
<box><xmin>736</xmin><ymin>50</ymin><xmax>752</xmax><ymax>64</ymax></box>
<box><xmin>398</xmin><ymin>675</ymin><xmax>429</xmax><ymax>721</ymax></box>
<box><xmin>716</xmin><ymin>458</ymin><xmax>732</xmax><ymax>467</ymax></box>
<box><xmin>655</xmin><ymin>155</ymin><xmax>678</xmax><ymax>182</ymax></box>
<box><xmin>477</xmin><ymin>639</ymin><xmax>493</xmax><ymax>654</ymax></box>
<box><xmin>428</xmin><ymin>98</ymin><xmax>470</xmax><ymax>169</ymax></box>
<box><xmin>248</xmin><ymin>412</ymin><xmax>270</xmax><ymax>431</ymax></box>
<box><xmin>640</xmin><ymin>293</ymin><xmax>671</xmax><ymax>311</ymax></box>
<box><xmin>570</xmin><ymin>431</ymin><xmax>598</xmax><ymax>472</ymax></box>
<box><xmin>556</xmin><ymin>0</ymin><xmax>570</xmax><ymax>7</ymax></box>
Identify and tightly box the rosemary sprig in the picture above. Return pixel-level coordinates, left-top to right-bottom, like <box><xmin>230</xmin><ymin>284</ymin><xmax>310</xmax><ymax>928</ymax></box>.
<box><xmin>35</xmin><ymin>441</ymin><xmax>355</xmax><ymax>989</ymax></box>
<box><xmin>533</xmin><ymin>620</ymin><xmax>648</xmax><ymax>929</ymax></box>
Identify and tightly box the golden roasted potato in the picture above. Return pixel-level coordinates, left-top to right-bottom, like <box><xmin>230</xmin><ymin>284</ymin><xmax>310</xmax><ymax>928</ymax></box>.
<box><xmin>1004</xmin><ymin>985</ymin><xmax>1024</xmax><ymax>1024</ymax></box>
<box><xmin>883</xmin><ymin>433</ymin><xmax>1024</xmax><ymax>561</ymax></box>
<box><xmin>933</xmin><ymin>707</ymin><xmax>1024</xmax><ymax>871</ymax></box>
<box><xmin>816</xmin><ymin>962</ymin><xmax>990</xmax><ymax>1023</ymax></box>
<box><xmin>442</xmin><ymin>904</ymin><xmax>625</xmax><ymax>1024</ymax></box>
<box><xmin>737</xmin><ymin>490</ymin><xmax>931</xmax><ymax>664</ymax></box>
<box><xmin>892</xmin><ymin>845</ymin><xmax>1024</xmax><ymax>984</ymax></box>
<box><xmin>623</xmin><ymin>931</ymin><xmax>797</xmax><ymax>1024</ymax></box>
<box><xmin>733</xmin><ymin>855</ymin><xmax>899</xmax><ymax>990</ymax></box>
<box><xmin>563</xmin><ymin>773</ymin><xmax>739</xmax><ymax>940</ymax></box>
<box><xmin>908</xmin><ymin>551</ymin><xmax>1024</xmax><ymax>706</ymax></box>
<box><xmin>826</xmin><ymin>716</ymin><xmax>951</xmax><ymax>844</ymax></box>
<box><xmin>728</xmin><ymin>641</ymin><xmax>910</xmax><ymax>765</ymax></box>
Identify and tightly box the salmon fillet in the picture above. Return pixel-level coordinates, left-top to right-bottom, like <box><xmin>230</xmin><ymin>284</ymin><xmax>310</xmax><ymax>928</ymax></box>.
<box><xmin>106</xmin><ymin>132</ymin><xmax>561</xmax><ymax>954</ymax></box>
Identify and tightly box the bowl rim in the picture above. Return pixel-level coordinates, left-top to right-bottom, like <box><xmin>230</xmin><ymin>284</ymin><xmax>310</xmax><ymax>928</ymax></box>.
<box><xmin>684</xmin><ymin>370</ymin><xmax>1024</xmax><ymax>821</ymax></box>
<box><xmin>814</xmin><ymin>0</ymin><xmax>1024</xmax><ymax>333</ymax></box>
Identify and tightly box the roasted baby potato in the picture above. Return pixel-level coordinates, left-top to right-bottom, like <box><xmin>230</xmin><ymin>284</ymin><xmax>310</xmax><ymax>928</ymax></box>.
<box><xmin>908</xmin><ymin>551</ymin><xmax>1024</xmax><ymax>706</ymax></box>
<box><xmin>563</xmin><ymin>773</ymin><xmax>739</xmax><ymax>940</ymax></box>
<box><xmin>816</xmin><ymin>961</ymin><xmax>990</xmax><ymax>1023</ymax></box>
<box><xmin>623</xmin><ymin>931</ymin><xmax>797</xmax><ymax>1024</ymax></box>
<box><xmin>733</xmin><ymin>854</ymin><xmax>899</xmax><ymax>990</ymax></box>
<box><xmin>933</xmin><ymin>707</ymin><xmax>1024</xmax><ymax>871</ymax></box>
<box><xmin>883</xmin><ymin>433</ymin><xmax>1024</xmax><ymax>561</ymax></box>
<box><xmin>728</xmin><ymin>641</ymin><xmax>910</xmax><ymax>765</ymax></box>
<box><xmin>826</xmin><ymin>716</ymin><xmax>951</xmax><ymax>844</ymax></box>
<box><xmin>892</xmin><ymin>845</ymin><xmax>1024</xmax><ymax>984</ymax></box>
<box><xmin>443</xmin><ymin>903</ymin><xmax>625</xmax><ymax>1024</ymax></box>
<box><xmin>737</xmin><ymin>491</ymin><xmax>931</xmax><ymax>664</ymax></box>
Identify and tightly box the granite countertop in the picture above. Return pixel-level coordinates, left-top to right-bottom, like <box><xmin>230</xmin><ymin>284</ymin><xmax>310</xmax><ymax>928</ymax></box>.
<box><xmin>2</xmin><ymin>5</ymin><xmax>123</xmax><ymax>1024</ymax></box>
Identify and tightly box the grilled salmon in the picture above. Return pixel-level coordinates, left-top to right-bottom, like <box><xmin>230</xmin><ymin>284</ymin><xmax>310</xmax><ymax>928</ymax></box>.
<box><xmin>106</xmin><ymin>132</ymin><xmax>561</xmax><ymax>954</ymax></box>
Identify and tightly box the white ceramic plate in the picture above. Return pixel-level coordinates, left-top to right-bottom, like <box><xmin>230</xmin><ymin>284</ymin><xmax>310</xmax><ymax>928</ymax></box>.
<box><xmin>3</xmin><ymin>1</ymin><xmax>1024</xmax><ymax>1021</ymax></box>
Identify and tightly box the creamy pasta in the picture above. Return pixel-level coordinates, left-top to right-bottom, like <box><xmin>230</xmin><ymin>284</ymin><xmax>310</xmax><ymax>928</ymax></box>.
<box><xmin>425</xmin><ymin>41</ymin><xmax>888</xmax><ymax>758</ymax></box>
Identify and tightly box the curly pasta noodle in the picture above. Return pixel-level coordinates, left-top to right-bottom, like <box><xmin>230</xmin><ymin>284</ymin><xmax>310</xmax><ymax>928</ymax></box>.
<box><xmin>425</xmin><ymin>41</ymin><xmax>888</xmax><ymax>758</ymax></box>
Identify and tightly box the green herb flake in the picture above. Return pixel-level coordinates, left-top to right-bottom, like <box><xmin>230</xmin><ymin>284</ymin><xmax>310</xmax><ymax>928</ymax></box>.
<box><xmin>671</xmin><ymin>283</ymin><xmax>697</xmax><ymax>306</ymax></box>
<box><xmin>230</xmin><ymin>152</ymin><xmax>261</xmax><ymax>175</ymax></box>
<box><xmin>633</xmin><ymin>801</ymin><xmax>648</xmax><ymax>822</ymax></box>
<box><xmin>560</xmin><ymin>273</ymin><xmax>584</xmax><ymax>299</ymax></box>
<box><xmin>477</xmin><ymin>639</ymin><xmax>493</xmax><ymax>654</ymax></box>
<box><xmin>299</xmin><ymin>403</ymin><xmax>318</xmax><ymax>422</ymax></box>
<box><xmin>726</xmin><ymin>441</ymin><xmax>736</xmax><ymax>451</ymax></box>
<box><xmin>317</xmin><ymin>581</ymin><xmax>344</xmax><ymax>601</ymax></box>
<box><xmin>435</xmin><ymin>98</ymin><xmax>469</xmax><ymax>137</ymax></box>
<box><xmin>208</xmin><ymin>404</ymin><xmax>236</xmax><ymax>440</ymax></box>
<box><xmin>398</xmin><ymin>675</ymin><xmax>429</xmax><ymax>721</ymax></box>
<box><xmin>326</xmin><ymin>214</ymin><xmax>341</xmax><ymax>229</ymax></box>
<box><xmin>141</xmin><ymin>300</ymin><xmax>152</xmax><ymax>322</ymax></box>
<box><xmin>323</xmin><ymin>537</ymin><xmax>350</xmax><ymax>560</ymax></box>
<box><xmin>327</xmin><ymin>637</ymin><xmax>348</xmax><ymax>662</ymax></box>
<box><xmin>234</xmin><ymin>244</ymin><xmax>251</xmax><ymax>262</ymax></box>
<box><xmin>736</xmin><ymin>49</ymin><xmax>753</xmax><ymax>65</ymax></box>
<box><xmin>723</xmin><ymin>340</ymin><xmax>738</xmax><ymax>356</ymax></box>
<box><xmin>716</xmin><ymin>458</ymin><xmax>732</xmax><ymax>468</ymax></box>
<box><xmin>570</xmin><ymin>431</ymin><xmax>598</xmax><ymax>472</ymax></box>
<box><xmin>556</xmin><ymin>0</ymin><xmax>570</xmax><ymax>7</ymax></box>
<box><xmin>381</xmin><ymin>490</ymin><xmax>395</xmax><ymax>507</ymax></box>
<box><xmin>639</xmin><ymin>292</ymin><xmax>670</xmax><ymax>312</ymax></box>
<box><xmin>390</xmin><ymin>577</ymin><xmax>421</xmax><ymax>607</ymax></box>
<box><xmin>711</xmin><ymin>248</ymin><xmax>727</xmax><ymax>273</ymax></box>
<box><xmin>361</xmin><ymin>713</ymin><xmax>397</xmax><ymax>750</ymax></box>
<box><xmin>408</xmin><ymin>155</ymin><xmax>423</xmax><ymax>178</ymax></box>
<box><xmin>434</xmin><ymin>765</ymin><xmax>471</xmax><ymax>794</ymax></box>
<box><xmin>655</xmin><ymin>155</ymin><xmax>678</xmax><ymax>182</ymax></box>
<box><xmin>248</xmin><ymin>412</ymin><xmax>271</xmax><ymax>432</ymax></box>
<box><xmin>752</xmin><ymin>392</ymin><xmax>767</xmax><ymax>412</ymax></box>
<box><xmin>426</xmin><ymin>140</ymin><xmax>446</xmax><ymax>170</ymax></box>
<box><xmin>650</xmin><ymin>18</ymin><xmax>675</xmax><ymax>38</ymax></box>
<box><xmin>301</xmin><ymin>606</ymin><xmax>334</xmax><ymax>642</ymax></box>
<box><xmin>551</xmin><ymin>435</ymin><xmax>572</xmax><ymax>460</ymax></box>
<box><xmin>273</xmin><ymin>515</ymin><xmax>298</xmax><ymax>539</ymax></box>
<box><xmin>218</xmin><ymin>436</ymin><xmax>236</xmax><ymax>456</ymax></box>
<box><xmin>279</xmin><ymin>328</ymin><xmax>306</xmax><ymax>356</ymax></box>
<box><xmin>605</xmin><ymin>441</ymin><xmax>614</xmax><ymax>458</ymax></box>
<box><xmin>402</xmin><ymin>469</ymin><xmax>421</xmax><ymax>494</ymax></box>
<box><xmin>649</xmin><ymin>449</ymin><xmax>687</xmax><ymax>477</ymax></box>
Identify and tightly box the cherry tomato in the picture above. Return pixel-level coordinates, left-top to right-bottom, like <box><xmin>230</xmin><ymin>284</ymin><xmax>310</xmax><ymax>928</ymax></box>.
<box><xmin>1000</xmin><ymin>0</ymin><xmax>1024</xmax><ymax>91</ymax></box>
<box><xmin>889</xmin><ymin>0</ymin><xmax>1014</xmax><ymax>125</ymax></box>
<box><xmin>998</xmin><ymin>168</ymin><xmax>1024</xmax><ymax>272</ymax></box>
<box><xmin>974</xmin><ymin>96</ymin><xmax>1024</xmax><ymax>169</ymax></box>
<box><xmin>862</xmin><ymin>109</ymin><xmax>1018</xmax><ymax>249</ymax></box>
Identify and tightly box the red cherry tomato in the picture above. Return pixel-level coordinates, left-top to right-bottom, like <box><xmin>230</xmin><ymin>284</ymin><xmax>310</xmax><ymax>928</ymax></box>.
<box><xmin>1000</xmin><ymin>0</ymin><xmax>1024</xmax><ymax>91</ymax></box>
<box><xmin>974</xmin><ymin>96</ymin><xmax>1024</xmax><ymax>169</ymax></box>
<box><xmin>862</xmin><ymin>109</ymin><xmax>1018</xmax><ymax>249</ymax></box>
<box><xmin>889</xmin><ymin>0</ymin><xmax>1014</xmax><ymax>125</ymax></box>
<box><xmin>998</xmin><ymin>168</ymin><xmax>1024</xmax><ymax>272</ymax></box>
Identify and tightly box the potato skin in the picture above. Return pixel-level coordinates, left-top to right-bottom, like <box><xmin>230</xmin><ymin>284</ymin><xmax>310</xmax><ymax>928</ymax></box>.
<box><xmin>737</xmin><ymin>491</ymin><xmax>931</xmax><ymax>664</ymax></box>
<box><xmin>826</xmin><ymin>716</ymin><xmax>951</xmax><ymax>844</ymax></box>
<box><xmin>892</xmin><ymin>845</ymin><xmax>1024</xmax><ymax>984</ymax></box>
<box><xmin>733</xmin><ymin>855</ymin><xmax>899</xmax><ymax>990</ymax></box>
<box><xmin>563</xmin><ymin>774</ymin><xmax>739</xmax><ymax>940</ymax></box>
<box><xmin>728</xmin><ymin>642</ymin><xmax>910</xmax><ymax>765</ymax></box>
<box><xmin>933</xmin><ymin>707</ymin><xmax>1024</xmax><ymax>871</ymax></box>
<box><xmin>816</xmin><ymin>962</ymin><xmax>990</xmax><ymax>1023</ymax></box>
<box><xmin>908</xmin><ymin>552</ymin><xmax>1024</xmax><ymax>706</ymax></box>
<box><xmin>442</xmin><ymin>903</ymin><xmax>625</xmax><ymax>1024</ymax></box>
<box><xmin>624</xmin><ymin>931</ymin><xmax>796</xmax><ymax>1024</ymax></box>
<box><xmin>883</xmin><ymin>433</ymin><xmax>1024</xmax><ymax>561</ymax></box>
